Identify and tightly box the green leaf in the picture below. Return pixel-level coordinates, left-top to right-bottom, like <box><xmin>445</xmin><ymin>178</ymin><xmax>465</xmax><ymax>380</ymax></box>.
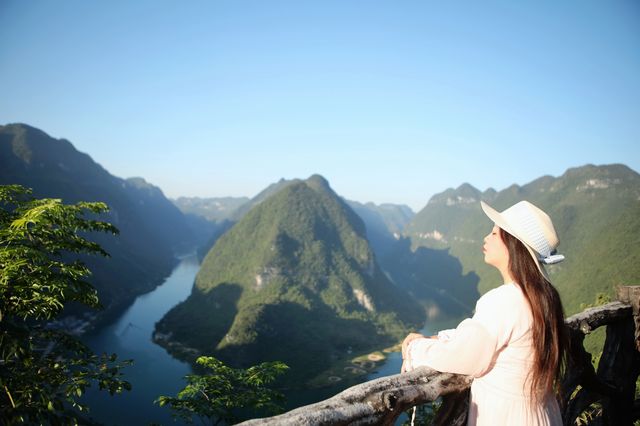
<box><xmin>0</xmin><ymin>184</ymin><xmax>129</xmax><ymax>425</ymax></box>
<box><xmin>156</xmin><ymin>355</ymin><xmax>288</xmax><ymax>424</ymax></box>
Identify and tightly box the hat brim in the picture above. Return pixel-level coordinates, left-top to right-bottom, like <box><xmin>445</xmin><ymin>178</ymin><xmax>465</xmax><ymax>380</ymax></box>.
<box><xmin>480</xmin><ymin>201</ymin><xmax>550</xmax><ymax>281</ymax></box>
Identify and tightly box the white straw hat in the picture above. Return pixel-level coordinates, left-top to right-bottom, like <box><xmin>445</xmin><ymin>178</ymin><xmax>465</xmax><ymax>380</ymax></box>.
<box><xmin>480</xmin><ymin>200</ymin><xmax>564</xmax><ymax>279</ymax></box>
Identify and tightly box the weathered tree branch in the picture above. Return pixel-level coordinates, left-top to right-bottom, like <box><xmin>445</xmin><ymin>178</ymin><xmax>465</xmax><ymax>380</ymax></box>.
<box><xmin>239</xmin><ymin>367</ymin><xmax>472</xmax><ymax>426</ymax></box>
<box><xmin>564</xmin><ymin>301</ymin><xmax>632</xmax><ymax>334</ymax></box>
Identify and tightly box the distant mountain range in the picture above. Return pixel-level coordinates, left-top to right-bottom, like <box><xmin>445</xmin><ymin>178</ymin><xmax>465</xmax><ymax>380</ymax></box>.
<box><xmin>171</xmin><ymin>196</ymin><xmax>249</xmax><ymax>260</ymax></box>
<box><xmin>345</xmin><ymin>200</ymin><xmax>413</xmax><ymax>259</ymax></box>
<box><xmin>2</xmin><ymin>122</ymin><xmax>638</xmax><ymax>391</ymax></box>
<box><xmin>172</xmin><ymin>165</ymin><xmax>639</xmax><ymax>317</ymax></box>
<box><xmin>404</xmin><ymin>164</ymin><xmax>640</xmax><ymax>315</ymax></box>
<box><xmin>172</xmin><ymin>196</ymin><xmax>250</xmax><ymax>222</ymax></box>
<box><xmin>173</xmin><ymin>180</ymin><xmax>417</xmax><ymax>264</ymax></box>
<box><xmin>155</xmin><ymin>175</ymin><xmax>424</xmax><ymax>385</ymax></box>
<box><xmin>0</xmin><ymin>123</ymin><xmax>199</xmax><ymax>323</ymax></box>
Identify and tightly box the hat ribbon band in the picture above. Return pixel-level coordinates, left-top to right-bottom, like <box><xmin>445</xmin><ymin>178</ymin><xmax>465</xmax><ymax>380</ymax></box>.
<box><xmin>539</xmin><ymin>254</ymin><xmax>565</xmax><ymax>265</ymax></box>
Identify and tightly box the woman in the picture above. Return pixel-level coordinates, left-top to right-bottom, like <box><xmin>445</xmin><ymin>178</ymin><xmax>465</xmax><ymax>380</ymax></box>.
<box><xmin>402</xmin><ymin>200</ymin><xmax>568</xmax><ymax>425</ymax></box>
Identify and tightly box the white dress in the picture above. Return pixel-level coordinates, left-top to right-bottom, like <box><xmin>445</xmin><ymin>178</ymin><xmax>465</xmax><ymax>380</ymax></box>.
<box><xmin>406</xmin><ymin>282</ymin><xmax>562</xmax><ymax>426</ymax></box>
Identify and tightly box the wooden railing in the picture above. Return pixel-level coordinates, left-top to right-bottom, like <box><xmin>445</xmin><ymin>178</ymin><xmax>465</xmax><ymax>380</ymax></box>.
<box><xmin>240</xmin><ymin>286</ymin><xmax>640</xmax><ymax>426</ymax></box>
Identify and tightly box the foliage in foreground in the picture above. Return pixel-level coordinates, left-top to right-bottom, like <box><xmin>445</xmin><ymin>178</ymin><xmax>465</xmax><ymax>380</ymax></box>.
<box><xmin>0</xmin><ymin>185</ymin><xmax>131</xmax><ymax>425</ymax></box>
<box><xmin>156</xmin><ymin>355</ymin><xmax>288</xmax><ymax>425</ymax></box>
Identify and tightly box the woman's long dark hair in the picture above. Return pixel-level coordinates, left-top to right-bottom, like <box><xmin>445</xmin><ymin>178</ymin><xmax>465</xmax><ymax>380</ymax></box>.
<box><xmin>499</xmin><ymin>228</ymin><xmax>568</xmax><ymax>400</ymax></box>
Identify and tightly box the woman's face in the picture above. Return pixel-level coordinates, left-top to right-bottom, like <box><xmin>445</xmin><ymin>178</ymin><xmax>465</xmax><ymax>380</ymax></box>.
<box><xmin>483</xmin><ymin>225</ymin><xmax>510</xmax><ymax>270</ymax></box>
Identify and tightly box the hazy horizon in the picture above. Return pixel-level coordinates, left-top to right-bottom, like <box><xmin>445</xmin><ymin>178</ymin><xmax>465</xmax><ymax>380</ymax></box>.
<box><xmin>5</xmin><ymin>120</ymin><xmax>635</xmax><ymax>213</ymax></box>
<box><xmin>118</xmin><ymin>161</ymin><xmax>640</xmax><ymax>213</ymax></box>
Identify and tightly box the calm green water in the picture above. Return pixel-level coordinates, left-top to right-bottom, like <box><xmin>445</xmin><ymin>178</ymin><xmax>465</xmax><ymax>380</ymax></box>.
<box><xmin>80</xmin><ymin>254</ymin><xmax>199</xmax><ymax>426</ymax></box>
<box><xmin>368</xmin><ymin>315</ymin><xmax>464</xmax><ymax>381</ymax></box>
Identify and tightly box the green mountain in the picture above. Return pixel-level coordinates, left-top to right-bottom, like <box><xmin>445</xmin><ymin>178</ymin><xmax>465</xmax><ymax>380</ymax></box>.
<box><xmin>230</xmin><ymin>178</ymin><xmax>295</xmax><ymax>221</ymax></box>
<box><xmin>172</xmin><ymin>175</ymin><xmax>469</xmax><ymax>319</ymax></box>
<box><xmin>174</xmin><ymin>179</ymin><xmax>417</xmax><ymax>266</ymax></box>
<box><xmin>155</xmin><ymin>175</ymin><xmax>424</xmax><ymax>385</ymax></box>
<box><xmin>175</xmin><ymin>180</ymin><xmax>303</xmax><ymax>261</ymax></box>
<box><xmin>0</xmin><ymin>123</ymin><xmax>196</xmax><ymax>324</ymax></box>
<box><xmin>405</xmin><ymin>164</ymin><xmax>640</xmax><ymax>316</ymax></box>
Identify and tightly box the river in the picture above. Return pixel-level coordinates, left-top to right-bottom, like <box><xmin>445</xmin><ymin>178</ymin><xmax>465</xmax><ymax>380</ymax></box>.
<box><xmin>80</xmin><ymin>253</ymin><xmax>199</xmax><ymax>425</ymax></box>
<box><xmin>80</xmin><ymin>253</ymin><xmax>465</xmax><ymax>425</ymax></box>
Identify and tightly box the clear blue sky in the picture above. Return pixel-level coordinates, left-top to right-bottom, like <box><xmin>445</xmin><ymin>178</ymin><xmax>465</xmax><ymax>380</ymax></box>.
<box><xmin>1</xmin><ymin>0</ymin><xmax>638</xmax><ymax>211</ymax></box>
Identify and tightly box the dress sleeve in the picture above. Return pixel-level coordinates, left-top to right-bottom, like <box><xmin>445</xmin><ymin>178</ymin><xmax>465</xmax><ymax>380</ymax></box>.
<box><xmin>406</xmin><ymin>287</ymin><xmax>516</xmax><ymax>378</ymax></box>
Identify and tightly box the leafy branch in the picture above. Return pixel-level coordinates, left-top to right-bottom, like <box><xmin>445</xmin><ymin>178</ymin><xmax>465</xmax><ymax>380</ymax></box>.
<box><xmin>0</xmin><ymin>185</ymin><xmax>131</xmax><ymax>425</ymax></box>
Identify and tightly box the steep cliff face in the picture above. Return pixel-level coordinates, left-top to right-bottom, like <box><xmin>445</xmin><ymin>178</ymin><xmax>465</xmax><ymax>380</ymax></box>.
<box><xmin>0</xmin><ymin>123</ymin><xmax>196</xmax><ymax>322</ymax></box>
<box><xmin>156</xmin><ymin>175</ymin><xmax>424</xmax><ymax>384</ymax></box>
<box><xmin>345</xmin><ymin>200</ymin><xmax>414</xmax><ymax>260</ymax></box>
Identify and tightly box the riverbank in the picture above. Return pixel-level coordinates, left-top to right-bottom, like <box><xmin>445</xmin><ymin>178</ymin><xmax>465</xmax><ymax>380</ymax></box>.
<box><xmin>306</xmin><ymin>343</ymin><xmax>402</xmax><ymax>388</ymax></box>
<box><xmin>302</xmin><ymin>312</ymin><xmax>465</xmax><ymax>393</ymax></box>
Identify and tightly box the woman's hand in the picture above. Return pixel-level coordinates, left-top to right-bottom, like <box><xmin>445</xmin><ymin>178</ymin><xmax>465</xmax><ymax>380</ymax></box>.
<box><xmin>401</xmin><ymin>332</ymin><xmax>438</xmax><ymax>373</ymax></box>
<box><xmin>401</xmin><ymin>358</ymin><xmax>408</xmax><ymax>374</ymax></box>
<box><xmin>402</xmin><ymin>332</ymin><xmax>426</xmax><ymax>361</ymax></box>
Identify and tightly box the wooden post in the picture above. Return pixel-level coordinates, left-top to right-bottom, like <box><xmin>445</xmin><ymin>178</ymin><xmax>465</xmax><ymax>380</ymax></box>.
<box><xmin>599</xmin><ymin>286</ymin><xmax>640</xmax><ymax>425</ymax></box>
<box><xmin>433</xmin><ymin>388</ymin><xmax>470</xmax><ymax>426</ymax></box>
<box><xmin>616</xmin><ymin>286</ymin><xmax>640</xmax><ymax>352</ymax></box>
<box><xmin>597</xmin><ymin>312</ymin><xmax>640</xmax><ymax>425</ymax></box>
